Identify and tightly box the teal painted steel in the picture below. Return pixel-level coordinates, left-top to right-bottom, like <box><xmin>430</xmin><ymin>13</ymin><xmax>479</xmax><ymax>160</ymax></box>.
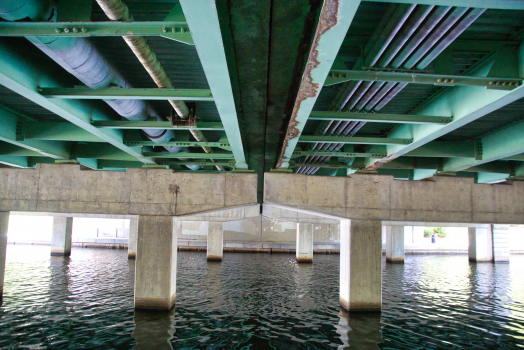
<box><xmin>124</xmin><ymin>141</ymin><xmax>231</xmax><ymax>149</ymax></box>
<box><xmin>142</xmin><ymin>152</ymin><xmax>234</xmax><ymax>159</ymax></box>
<box><xmin>309</xmin><ymin>111</ymin><xmax>451</xmax><ymax>124</ymax></box>
<box><xmin>300</xmin><ymin>135</ymin><xmax>411</xmax><ymax>145</ymax></box>
<box><xmin>0</xmin><ymin>107</ymin><xmax>69</xmax><ymax>159</ymax></box>
<box><xmin>404</xmin><ymin>141</ymin><xmax>475</xmax><ymax>158</ymax></box>
<box><xmin>0</xmin><ymin>155</ymin><xmax>29</xmax><ymax>168</ymax></box>
<box><xmin>443</xmin><ymin>118</ymin><xmax>524</xmax><ymax>172</ymax></box>
<box><xmin>362</xmin><ymin>0</ymin><xmax>524</xmax><ymax>10</ymax></box>
<box><xmin>179</xmin><ymin>0</ymin><xmax>247</xmax><ymax>169</ymax></box>
<box><xmin>476</xmin><ymin>172</ymin><xmax>510</xmax><ymax>183</ymax></box>
<box><xmin>325</xmin><ymin>69</ymin><xmax>522</xmax><ymax>90</ymax></box>
<box><xmin>0</xmin><ymin>41</ymin><xmax>156</xmax><ymax>165</ymax></box>
<box><xmin>366</xmin><ymin>57</ymin><xmax>524</xmax><ymax>170</ymax></box>
<box><xmin>92</xmin><ymin>121</ymin><xmax>224</xmax><ymax>130</ymax></box>
<box><xmin>25</xmin><ymin>122</ymin><xmax>105</xmax><ymax>142</ymax></box>
<box><xmin>291</xmin><ymin>151</ymin><xmax>385</xmax><ymax>158</ymax></box>
<box><xmin>0</xmin><ymin>21</ymin><xmax>192</xmax><ymax>40</ymax></box>
<box><xmin>39</xmin><ymin>87</ymin><xmax>213</xmax><ymax>101</ymax></box>
<box><xmin>276</xmin><ymin>0</ymin><xmax>362</xmax><ymax>169</ymax></box>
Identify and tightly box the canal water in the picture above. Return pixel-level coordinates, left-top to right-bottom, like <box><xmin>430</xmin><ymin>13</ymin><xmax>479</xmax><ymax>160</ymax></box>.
<box><xmin>0</xmin><ymin>245</ymin><xmax>523</xmax><ymax>349</ymax></box>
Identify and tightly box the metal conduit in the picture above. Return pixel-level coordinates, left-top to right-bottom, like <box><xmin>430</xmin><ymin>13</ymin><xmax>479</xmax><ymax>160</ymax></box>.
<box><xmin>307</xmin><ymin>5</ymin><xmax>485</xmax><ymax>175</ymax></box>
<box><xmin>0</xmin><ymin>0</ymin><xmax>202</xmax><ymax>169</ymax></box>
<box><xmin>95</xmin><ymin>0</ymin><xmax>224</xmax><ymax>171</ymax></box>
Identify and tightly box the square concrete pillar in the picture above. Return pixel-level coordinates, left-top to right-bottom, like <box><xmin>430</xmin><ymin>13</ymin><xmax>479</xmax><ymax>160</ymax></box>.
<box><xmin>468</xmin><ymin>227</ymin><xmax>493</xmax><ymax>262</ymax></box>
<box><xmin>386</xmin><ymin>226</ymin><xmax>404</xmax><ymax>263</ymax></box>
<box><xmin>135</xmin><ymin>216</ymin><xmax>177</xmax><ymax>310</ymax></box>
<box><xmin>0</xmin><ymin>212</ymin><xmax>9</xmax><ymax>300</ymax></box>
<box><xmin>340</xmin><ymin>219</ymin><xmax>382</xmax><ymax>312</ymax></box>
<box><xmin>207</xmin><ymin>221</ymin><xmax>224</xmax><ymax>261</ymax></box>
<box><xmin>51</xmin><ymin>217</ymin><xmax>73</xmax><ymax>256</ymax></box>
<box><xmin>128</xmin><ymin>218</ymin><xmax>138</xmax><ymax>259</ymax></box>
<box><xmin>492</xmin><ymin>224</ymin><xmax>510</xmax><ymax>263</ymax></box>
<box><xmin>296</xmin><ymin>223</ymin><xmax>314</xmax><ymax>263</ymax></box>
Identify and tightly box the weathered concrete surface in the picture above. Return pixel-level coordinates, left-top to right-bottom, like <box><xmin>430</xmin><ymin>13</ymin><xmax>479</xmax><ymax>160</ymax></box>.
<box><xmin>386</xmin><ymin>226</ymin><xmax>404</xmax><ymax>263</ymax></box>
<box><xmin>51</xmin><ymin>217</ymin><xmax>72</xmax><ymax>256</ymax></box>
<box><xmin>492</xmin><ymin>224</ymin><xmax>510</xmax><ymax>263</ymax></box>
<box><xmin>0</xmin><ymin>212</ymin><xmax>8</xmax><ymax>299</ymax></box>
<box><xmin>296</xmin><ymin>223</ymin><xmax>314</xmax><ymax>263</ymax></box>
<box><xmin>135</xmin><ymin>216</ymin><xmax>177</xmax><ymax>310</ymax></box>
<box><xmin>265</xmin><ymin>173</ymin><xmax>524</xmax><ymax>224</ymax></box>
<box><xmin>128</xmin><ymin>218</ymin><xmax>138</xmax><ymax>259</ymax></box>
<box><xmin>176</xmin><ymin>204</ymin><xmax>260</xmax><ymax>222</ymax></box>
<box><xmin>0</xmin><ymin>164</ymin><xmax>257</xmax><ymax>216</ymax></box>
<box><xmin>340</xmin><ymin>220</ymin><xmax>382</xmax><ymax>312</ymax></box>
<box><xmin>468</xmin><ymin>227</ymin><xmax>493</xmax><ymax>262</ymax></box>
<box><xmin>207</xmin><ymin>222</ymin><xmax>224</xmax><ymax>261</ymax></box>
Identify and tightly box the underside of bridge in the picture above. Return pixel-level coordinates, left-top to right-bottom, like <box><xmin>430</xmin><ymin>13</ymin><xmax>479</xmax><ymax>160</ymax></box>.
<box><xmin>1</xmin><ymin>0</ymin><xmax>524</xmax><ymax>204</ymax></box>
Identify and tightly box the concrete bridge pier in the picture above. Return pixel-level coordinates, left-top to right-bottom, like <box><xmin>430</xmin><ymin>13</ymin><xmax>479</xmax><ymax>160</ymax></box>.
<box><xmin>51</xmin><ymin>217</ymin><xmax>73</xmax><ymax>256</ymax></box>
<box><xmin>207</xmin><ymin>221</ymin><xmax>224</xmax><ymax>261</ymax></box>
<box><xmin>128</xmin><ymin>218</ymin><xmax>138</xmax><ymax>260</ymax></box>
<box><xmin>296</xmin><ymin>223</ymin><xmax>314</xmax><ymax>263</ymax></box>
<box><xmin>492</xmin><ymin>224</ymin><xmax>510</xmax><ymax>263</ymax></box>
<box><xmin>386</xmin><ymin>226</ymin><xmax>405</xmax><ymax>263</ymax></box>
<box><xmin>340</xmin><ymin>220</ymin><xmax>382</xmax><ymax>312</ymax></box>
<box><xmin>135</xmin><ymin>215</ymin><xmax>177</xmax><ymax>310</ymax></box>
<box><xmin>0</xmin><ymin>212</ymin><xmax>9</xmax><ymax>300</ymax></box>
<box><xmin>468</xmin><ymin>226</ymin><xmax>493</xmax><ymax>262</ymax></box>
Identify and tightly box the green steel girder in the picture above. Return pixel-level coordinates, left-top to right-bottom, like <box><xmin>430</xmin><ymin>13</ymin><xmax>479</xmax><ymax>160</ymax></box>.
<box><xmin>92</xmin><ymin>121</ymin><xmax>224</xmax><ymax>131</ymax></box>
<box><xmin>97</xmin><ymin>160</ymin><xmax>144</xmax><ymax>170</ymax></box>
<box><xmin>0</xmin><ymin>155</ymin><xmax>29</xmax><ymax>168</ymax></box>
<box><xmin>299</xmin><ymin>135</ymin><xmax>412</xmax><ymax>145</ymax></box>
<box><xmin>443</xmin><ymin>118</ymin><xmax>524</xmax><ymax>172</ymax></box>
<box><xmin>476</xmin><ymin>173</ymin><xmax>510</xmax><ymax>184</ymax></box>
<box><xmin>141</xmin><ymin>152</ymin><xmax>234</xmax><ymax>160</ymax></box>
<box><xmin>324</xmin><ymin>70</ymin><xmax>522</xmax><ymax>90</ymax></box>
<box><xmin>39</xmin><ymin>88</ymin><xmax>213</xmax><ymax>101</ymax></box>
<box><xmin>291</xmin><ymin>151</ymin><xmax>385</xmax><ymax>159</ymax></box>
<box><xmin>25</xmin><ymin>122</ymin><xmax>105</xmax><ymax>142</ymax></box>
<box><xmin>503</xmin><ymin>153</ymin><xmax>524</xmax><ymax>161</ymax></box>
<box><xmin>179</xmin><ymin>0</ymin><xmax>248</xmax><ymax>169</ymax></box>
<box><xmin>276</xmin><ymin>0</ymin><xmax>362</xmax><ymax>169</ymax></box>
<box><xmin>308</xmin><ymin>111</ymin><xmax>451</xmax><ymax>124</ymax></box>
<box><xmin>159</xmin><ymin>160</ymin><xmax>236</xmax><ymax>167</ymax></box>
<box><xmin>289</xmin><ymin>163</ymin><xmax>356</xmax><ymax>169</ymax></box>
<box><xmin>365</xmin><ymin>52</ymin><xmax>524</xmax><ymax>171</ymax></box>
<box><xmin>74</xmin><ymin>144</ymin><xmax>138</xmax><ymax>161</ymax></box>
<box><xmin>361</xmin><ymin>0</ymin><xmax>524</xmax><ymax>10</ymax></box>
<box><xmin>464</xmin><ymin>161</ymin><xmax>513</xmax><ymax>174</ymax></box>
<box><xmin>377</xmin><ymin>169</ymin><xmax>413</xmax><ymax>180</ymax></box>
<box><xmin>0</xmin><ymin>107</ymin><xmax>70</xmax><ymax>159</ymax></box>
<box><xmin>0</xmin><ymin>21</ymin><xmax>192</xmax><ymax>39</ymax></box>
<box><xmin>0</xmin><ymin>41</ymin><xmax>155</xmax><ymax>165</ymax></box>
<box><xmin>124</xmin><ymin>140</ymin><xmax>231</xmax><ymax>149</ymax></box>
<box><xmin>0</xmin><ymin>144</ymin><xmax>42</xmax><ymax>157</ymax></box>
<box><xmin>380</xmin><ymin>157</ymin><xmax>440</xmax><ymax>170</ymax></box>
<box><xmin>404</xmin><ymin>141</ymin><xmax>475</xmax><ymax>158</ymax></box>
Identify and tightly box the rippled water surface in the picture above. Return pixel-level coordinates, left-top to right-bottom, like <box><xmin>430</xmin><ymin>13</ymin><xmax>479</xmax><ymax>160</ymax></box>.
<box><xmin>0</xmin><ymin>246</ymin><xmax>523</xmax><ymax>349</ymax></box>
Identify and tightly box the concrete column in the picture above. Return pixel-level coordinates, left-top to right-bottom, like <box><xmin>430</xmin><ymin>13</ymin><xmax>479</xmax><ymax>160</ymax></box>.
<box><xmin>51</xmin><ymin>217</ymin><xmax>73</xmax><ymax>256</ymax></box>
<box><xmin>386</xmin><ymin>226</ymin><xmax>404</xmax><ymax>263</ymax></box>
<box><xmin>207</xmin><ymin>221</ymin><xmax>224</xmax><ymax>261</ymax></box>
<box><xmin>340</xmin><ymin>219</ymin><xmax>382</xmax><ymax>312</ymax></box>
<box><xmin>468</xmin><ymin>226</ymin><xmax>493</xmax><ymax>262</ymax></box>
<box><xmin>135</xmin><ymin>216</ymin><xmax>177</xmax><ymax>310</ymax></box>
<box><xmin>296</xmin><ymin>223</ymin><xmax>314</xmax><ymax>263</ymax></box>
<box><xmin>0</xmin><ymin>212</ymin><xmax>9</xmax><ymax>300</ymax></box>
<box><xmin>128</xmin><ymin>218</ymin><xmax>138</xmax><ymax>259</ymax></box>
<box><xmin>492</xmin><ymin>224</ymin><xmax>510</xmax><ymax>263</ymax></box>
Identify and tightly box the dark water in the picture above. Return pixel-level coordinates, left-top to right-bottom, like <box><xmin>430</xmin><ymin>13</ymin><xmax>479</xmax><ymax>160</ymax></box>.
<box><xmin>0</xmin><ymin>246</ymin><xmax>523</xmax><ymax>349</ymax></box>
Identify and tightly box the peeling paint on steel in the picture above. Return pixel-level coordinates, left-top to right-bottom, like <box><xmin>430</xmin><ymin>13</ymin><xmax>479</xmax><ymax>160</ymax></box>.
<box><xmin>276</xmin><ymin>0</ymin><xmax>340</xmax><ymax>169</ymax></box>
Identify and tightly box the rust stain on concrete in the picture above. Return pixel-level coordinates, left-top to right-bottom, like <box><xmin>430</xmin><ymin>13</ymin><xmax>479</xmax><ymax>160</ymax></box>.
<box><xmin>276</xmin><ymin>0</ymin><xmax>340</xmax><ymax>169</ymax></box>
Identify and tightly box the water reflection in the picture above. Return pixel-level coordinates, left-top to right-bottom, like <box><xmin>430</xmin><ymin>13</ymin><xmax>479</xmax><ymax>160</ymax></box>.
<box><xmin>0</xmin><ymin>246</ymin><xmax>523</xmax><ymax>349</ymax></box>
<box><xmin>336</xmin><ymin>309</ymin><xmax>382</xmax><ymax>349</ymax></box>
<box><xmin>133</xmin><ymin>309</ymin><xmax>176</xmax><ymax>350</ymax></box>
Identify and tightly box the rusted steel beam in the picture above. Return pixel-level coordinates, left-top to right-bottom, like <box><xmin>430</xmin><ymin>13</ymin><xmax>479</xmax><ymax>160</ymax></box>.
<box><xmin>275</xmin><ymin>0</ymin><xmax>362</xmax><ymax>169</ymax></box>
